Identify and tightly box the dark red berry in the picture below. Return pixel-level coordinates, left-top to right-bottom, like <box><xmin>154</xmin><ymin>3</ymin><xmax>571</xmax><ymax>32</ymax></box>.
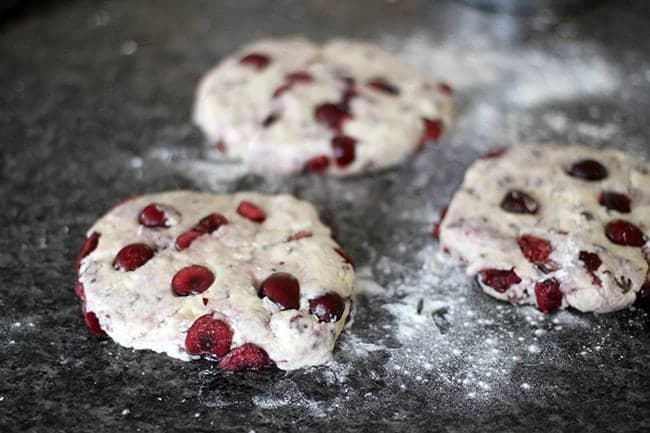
<box><xmin>309</xmin><ymin>292</ymin><xmax>345</xmax><ymax>322</ymax></box>
<box><xmin>287</xmin><ymin>231</ymin><xmax>312</xmax><ymax>241</ymax></box>
<box><xmin>113</xmin><ymin>243</ymin><xmax>154</xmax><ymax>271</ymax></box>
<box><xmin>567</xmin><ymin>159</ymin><xmax>608</xmax><ymax>181</ymax></box>
<box><xmin>259</xmin><ymin>272</ymin><xmax>300</xmax><ymax>310</ymax></box>
<box><xmin>579</xmin><ymin>251</ymin><xmax>602</xmax><ymax>272</ymax></box>
<box><xmin>304</xmin><ymin>155</ymin><xmax>330</xmax><ymax>173</ymax></box>
<box><xmin>367</xmin><ymin>78</ymin><xmax>399</xmax><ymax>95</ymax></box>
<box><xmin>334</xmin><ymin>247</ymin><xmax>355</xmax><ymax>269</ymax></box>
<box><xmin>83</xmin><ymin>308</ymin><xmax>106</xmax><ymax>336</ymax></box>
<box><xmin>315</xmin><ymin>103</ymin><xmax>349</xmax><ymax>130</ymax></box>
<box><xmin>517</xmin><ymin>234</ymin><xmax>552</xmax><ymax>265</ymax></box>
<box><xmin>437</xmin><ymin>82</ymin><xmax>454</xmax><ymax>95</ymax></box>
<box><xmin>239</xmin><ymin>53</ymin><xmax>270</xmax><ymax>70</ymax></box>
<box><xmin>419</xmin><ymin>118</ymin><xmax>444</xmax><ymax>149</ymax></box>
<box><xmin>535</xmin><ymin>278</ymin><xmax>563</xmax><ymax>313</ymax></box>
<box><xmin>331</xmin><ymin>135</ymin><xmax>356</xmax><ymax>167</ymax></box>
<box><xmin>76</xmin><ymin>232</ymin><xmax>100</xmax><ymax>270</ymax></box>
<box><xmin>237</xmin><ymin>201</ymin><xmax>266</xmax><ymax>222</ymax></box>
<box><xmin>285</xmin><ymin>71</ymin><xmax>313</xmax><ymax>84</ymax></box>
<box><xmin>185</xmin><ymin>314</ymin><xmax>232</xmax><ymax>358</ymax></box>
<box><xmin>195</xmin><ymin>213</ymin><xmax>228</xmax><ymax>234</ymax></box>
<box><xmin>272</xmin><ymin>84</ymin><xmax>291</xmax><ymax>98</ymax></box>
<box><xmin>599</xmin><ymin>191</ymin><xmax>631</xmax><ymax>213</ymax></box>
<box><xmin>482</xmin><ymin>148</ymin><xmax>507</xmax><ymax>159</ymax></box>
<box><xmin>218</xmin><ymin>343</ymin><xmax>273</xmax><ymax>371</ymax></box>
<box><xmin>172</xmin><ymin>265</ymin><xmax>215</xmax><ymax>296</ymax></box>
<box><xmin>500</xmin><ymin>190</ymin><xmax>539</xmax><ymax>214</ymax></box>
<box><xmin>216</xmin><ymin>140</ymin><xmax>227</xmax><ymax>153</ymax></box>
<box><xmin>175</xmin><ymin>230</ymin><xmax>202</xmax><ymax>251</ymax></box>
<box><xmin>138</xmin><ymin>203</ymin><xmax>168</xmax><ymax>228</ymax></box>
<box><xmin>478</xmin><ymin>268</ymin><xmax>521</xmax><ymax>293</ymax></box>
<box><xmin>605</xmin><ymin>220</ymin><xmax>646</xmax><ymax>246</ymax></box>
<box><xmin>432</xmin><ymin>206</ymin><xmax>449</xmax><ymax>240</ymax></box>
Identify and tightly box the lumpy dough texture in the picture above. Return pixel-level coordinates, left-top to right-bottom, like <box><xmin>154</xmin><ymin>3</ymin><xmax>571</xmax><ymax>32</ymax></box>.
<box><xmin>193</xmin><ymin>37</ymin><xmax>454</xmax><ymax>176</ymax></box>
<box><xmin>76</xmin><ymin>191</ymin><xmax>356</xmax><ymax>371</ymax></box>
<box><xmin>439</xmin><ymin>144</ymin><xmax>650</xmax><ymax>313</ymax></box>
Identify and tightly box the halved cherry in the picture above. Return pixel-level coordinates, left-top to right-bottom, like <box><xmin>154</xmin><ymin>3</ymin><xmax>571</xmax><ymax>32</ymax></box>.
<box><xmin>334</xmin><ymin>247</ymin><xmax>355</xmax><ymax>269</ymax></box>
<box><xmin>478</xmin><ymin>268</ymin><xmax>521</xmax><ymax>293</ymax></box>
<box><xmin>567</xmin><ymin>159</ymin><xmax>608</xmax><ymax>181</ymax></box>
<box><xmin>309</xmin><ymin>292</ymin><xmax>345</xmax><ymax>323</ymax></box>
<box><xmin>304</xmin><ymin>155</ymin><xmax>330</xmax><ymax>173</ymax></box>
<box><xmin>535</xmin><ymin>278</ymin><xmax>562</xmax><ymax>313</ymax></box>
<box><xmin>185</xmin><ymin>314</ymin><xmax>232</xmax><ymax>358</ymax></box>
<box><xmin>76</xmin><ymin>232</ymin><xmax>100</xmax><ymax>270</ymax></box>
<box><xmin>500</xmin><ymin>190</ymin><xmax>539</xmax><ymax>214</ymax></box>
<box><xmin>605</xmin><ymin>220</ymin><xmax>646</xmax><ymax>247</ymax></box>
<box><xmin>259</xmin><ymin>272</ymin><xmax>300</xmax><ymax>310</ymax></box>
<box><xmin>287</xmin><ymin>231</ymin><xmax>312</xmax><ymax>241</ymax></box>
<box><xmin>331</xmin><ymin>135</ymin><xmax>356</xmax><ymax>167</ymax></box>
<box><xmin>579</xmin><ymin>251</ymin><xmax>602</xmax><ymax>272</ymax></box>
<box><xmin>517</xmin><ymin>234</ymin><xmax>552</xmax><ymax>265</ymax></box>
<box><xmin>367</xmin><ymin>78</ymin><xmax>399</xmax><ymax>95</ymax></box>
<box><xmin>285</xmin><ymin>71</ymin><xmax>313</xmax><ymax>83</ymax></box>
<box><xmin>172</xmin><ymin>265</ymin><xmax>215</xmax><ymax>296</ymax></box>
<box><xmin>175</xmin><ymin>230</ymin><xmax>202</xmax><ymax>251</ymax></box>
<box><xmin>218</xmin><ymin>343</ymin><xmax>273</xmax><ymax>371</ymax></box>
<box><xmin>239</xmin><ymin>53</ymin><xmax>270</xmax><ymax>70</ymax></box>
<box><xmin>195</xmin><ymin>213</ymin><xmax>228</xmax><ymax>234</ymax></box>
<box><xmin>418</xmin><ymin>118</ymin><xmax>444</xmax><ymax>148</ymax></box>
<box><xmin>315</xmin><ymin>103</ymin><xmax>349</xmax><ymax>130</ymax></box>
<box><xmin>113</xmin><ymin>243</ymin><xmax>154</xmax><ymax>271</ymax></box>
<box><xmin>138</xmin><ymin>203</ymin><xmax>168</xmax><ymax>228</ymax></box>
<box><xmin>82</xmin><ymin>307</ymin><xmax>106</xmax><ymax>336</ymax></box>
<box><xmin>599</xmin><ymin>191</ymin><xmax>631</xmax><ymax>213</ymax></box>
<box><xmin>237</xmin><ymin>201</ymin><xmax>266</xmax><ymax>222</ymax></box>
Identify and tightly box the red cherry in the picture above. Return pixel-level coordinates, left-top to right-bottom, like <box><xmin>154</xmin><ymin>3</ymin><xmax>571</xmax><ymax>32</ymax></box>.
<box><xmin>535</xmin><ymin>278</ymin><xmax>563</xmax><ymax>313</ymax></box>
<box><xmin>113</xmin><ymin>243</ymin><xmax>154</xmax><ymax>271</ymax></box>
<box><xmin>304</xmin><ymin>155</ymin><xmax>330</xmax><ymax>173</ymax></box>
<box><xmin>82</xmin><ymin>307</ymin><xmax>106</xmax><ymax>336</ymax></box>
<box><xmin>599</xmin><ymin>191</ymin><xmax>631</xmax><ymax>213</ymax></box>
<box><xmin>216</xmin><ymin>140</ymin><xmax>227</xmax><ymax>153</ymax></box>
<box><xmin>76</xmin><ymin>232</ymin><xmax>100</xmax><ymax>270</ymax></box>
<box><xmin>239</xmin><ymin>53</ymin><xmax>271</xmax><ymax>70</ymax></box>
<box><xmin>331</xmin><ymin>135</ymin><xmax>356</xmax><ymax>167</ymax></box>
<box><xmin>195</xmin><ymin>213</ymin><xmax>228</xmax><ymax>234</ymax></box>
<box><xmin>482</xmin><ymin>148</ymin><xmax>507</xmax><ymax>159</ymax></box>
<box><xmin>517</xmin><ymin>234</ymin><xmax>552</xmax><ymax>265</ymax></box>
<box><xmin>285</xmin><ymin>71</ymin><xmax>313</xmax><ymax>84</ymax></box>
<box><xmin>605</xmin><ymin>220</ymin><xmax>646</xmax><ymax>247</ymax></box>
<box><xmin>287</xmin><ymin>231</ymin><xmax>313</xmax><ymax>241</ymax></box>
<box><xmin>175</xmin><ymin>230</ymin><xmax>202</xmax><ymax>251</ymax></box>
<box><xmin>334</xmin><ymin>247</ymin><xmax>355</xmax><ymax>269</ymax></box>
<box><xmin>579</xmin><ymin>251</ymin><xmax>602</xmax><ymax>273</ymax></box>
<box><xmin>500</xmin><ymin>190</ymin><xmax>539</xmax><ymax>214</ymax></box>
<box><xmin>315</xmin><ymin>103</ymin><xmax>349</xmax><ymax>130</ymax></box>
<box><xmin>259</xmin><ymin>272</ymin><xmax>300</xmax><ymax>310</ymax></box>
<box><xmin>420</xmin><ymin>118</ymin><xmax>444</xmax><ymax>144</ymax></box>
<box><xmin>432</xmin><ymin>206</ymin><xmax>448</xmax><ymax>240</ymax></box>
<box><xmin>237</xmin><ymin>201</ymin><xmax>266</xmax><ymax>222</ymax></box>
<box><xmin>567</xmin><ymin>159</ymin><xmax>608</xmax><ymax>181</ymax></box>
<box><xmin>367</xmin><ymin>78</ymin><xmax>399</xmax><ymax>95</ymax></box>
<box><xmin>138</xmin><ymin>203</ymin><xmax>168</xmax><ymax>228</ymax></box>
<box><xmin>218</xmin><ymin>343</ymin><xmax>273</xmax><ymax>371</ymax></box>
<box><xmin>437</xmin><ymin>82</ymin><xmax>454</xmax><ymax>95</ymax></box>
<box><xmin>272</xmin><ymin>84</ymin><xmax>291</xmax><ymax>98</ymax></box>
<box><xmin>185</xmin><ymin>314</ymin><xmax>232</xmax><ymax>358</ymax></box>
<box><xmin>309</xmin><ymin>292</ymin><xmax>345</xmax><ymax>323</ymax></box>
<box><xmin>478</xmin><ymin>268</ymin><xmax>521</xmax><ymax>293</ymax></box>
<box><xmin>172</xmin><ymin>265</ymin><xmax>215</xmax><ymax>296</ymax></box>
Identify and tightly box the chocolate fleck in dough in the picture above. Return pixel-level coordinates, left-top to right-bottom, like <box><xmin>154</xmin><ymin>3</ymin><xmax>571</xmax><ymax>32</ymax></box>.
<box><xmin>193</xmin><ymin>37</ymin><xmax>455</xmax><ymax>176</ymax></box>
<box><xmin>75</xmin><ymin>191</ymin><xmax>355</xmax><ymax>371</ymax></box>
<box><xmin>439</xmin><ymin>144</ymin><xmax>649</xmax><ymax>313</ymax></box>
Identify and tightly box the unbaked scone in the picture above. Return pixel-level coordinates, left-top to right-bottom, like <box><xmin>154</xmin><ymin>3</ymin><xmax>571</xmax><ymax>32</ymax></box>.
<box><xmin>193</xmin><ymin>37</ymin><xmax>454</xmax><ymax>176</ymax></box>
<box><xmin>75</xmin><ymin>191</ymin><xmax>356</xmax><ymax>371</ymax></box>
<box><xmin>438</xmin><ymin>144</ymin><xmax>649</xmax><ymax>313</ymax></box>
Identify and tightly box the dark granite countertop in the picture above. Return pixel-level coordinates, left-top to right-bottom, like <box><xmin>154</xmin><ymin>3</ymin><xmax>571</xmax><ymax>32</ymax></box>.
<box><xmin>1</xmin><ymin>1</ymin><xmax>649</xmax><ymax>432</ymax></box>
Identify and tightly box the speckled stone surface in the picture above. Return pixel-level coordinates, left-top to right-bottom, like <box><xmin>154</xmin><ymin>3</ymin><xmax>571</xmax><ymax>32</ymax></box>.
<box><xmin>1</xmin><ymin>1</ymin><xmax>649</xmax><ymax>432</ymax></box>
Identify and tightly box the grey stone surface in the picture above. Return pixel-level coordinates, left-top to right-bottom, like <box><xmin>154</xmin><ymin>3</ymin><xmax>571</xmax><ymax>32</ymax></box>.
<box><xmin>1</xmin><ymin>1</ymin><xmax>649</xmax><ymax>432</ymax></box>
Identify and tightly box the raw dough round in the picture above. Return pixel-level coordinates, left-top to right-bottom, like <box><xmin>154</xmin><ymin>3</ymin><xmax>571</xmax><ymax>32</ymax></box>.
<box><xmin>75</xmin><ymin>191</ymin><xmax>356</xmax><ymax>371</ymax></box>
<box><xmin>439</xmin><ymin>144</ymin><xmax>649</xmax><ymax>313</ymax></box>
<box><xmin>193</xmin><ymin>37</ymin><xmax>454</xmax><ymax>176</ymax></box>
